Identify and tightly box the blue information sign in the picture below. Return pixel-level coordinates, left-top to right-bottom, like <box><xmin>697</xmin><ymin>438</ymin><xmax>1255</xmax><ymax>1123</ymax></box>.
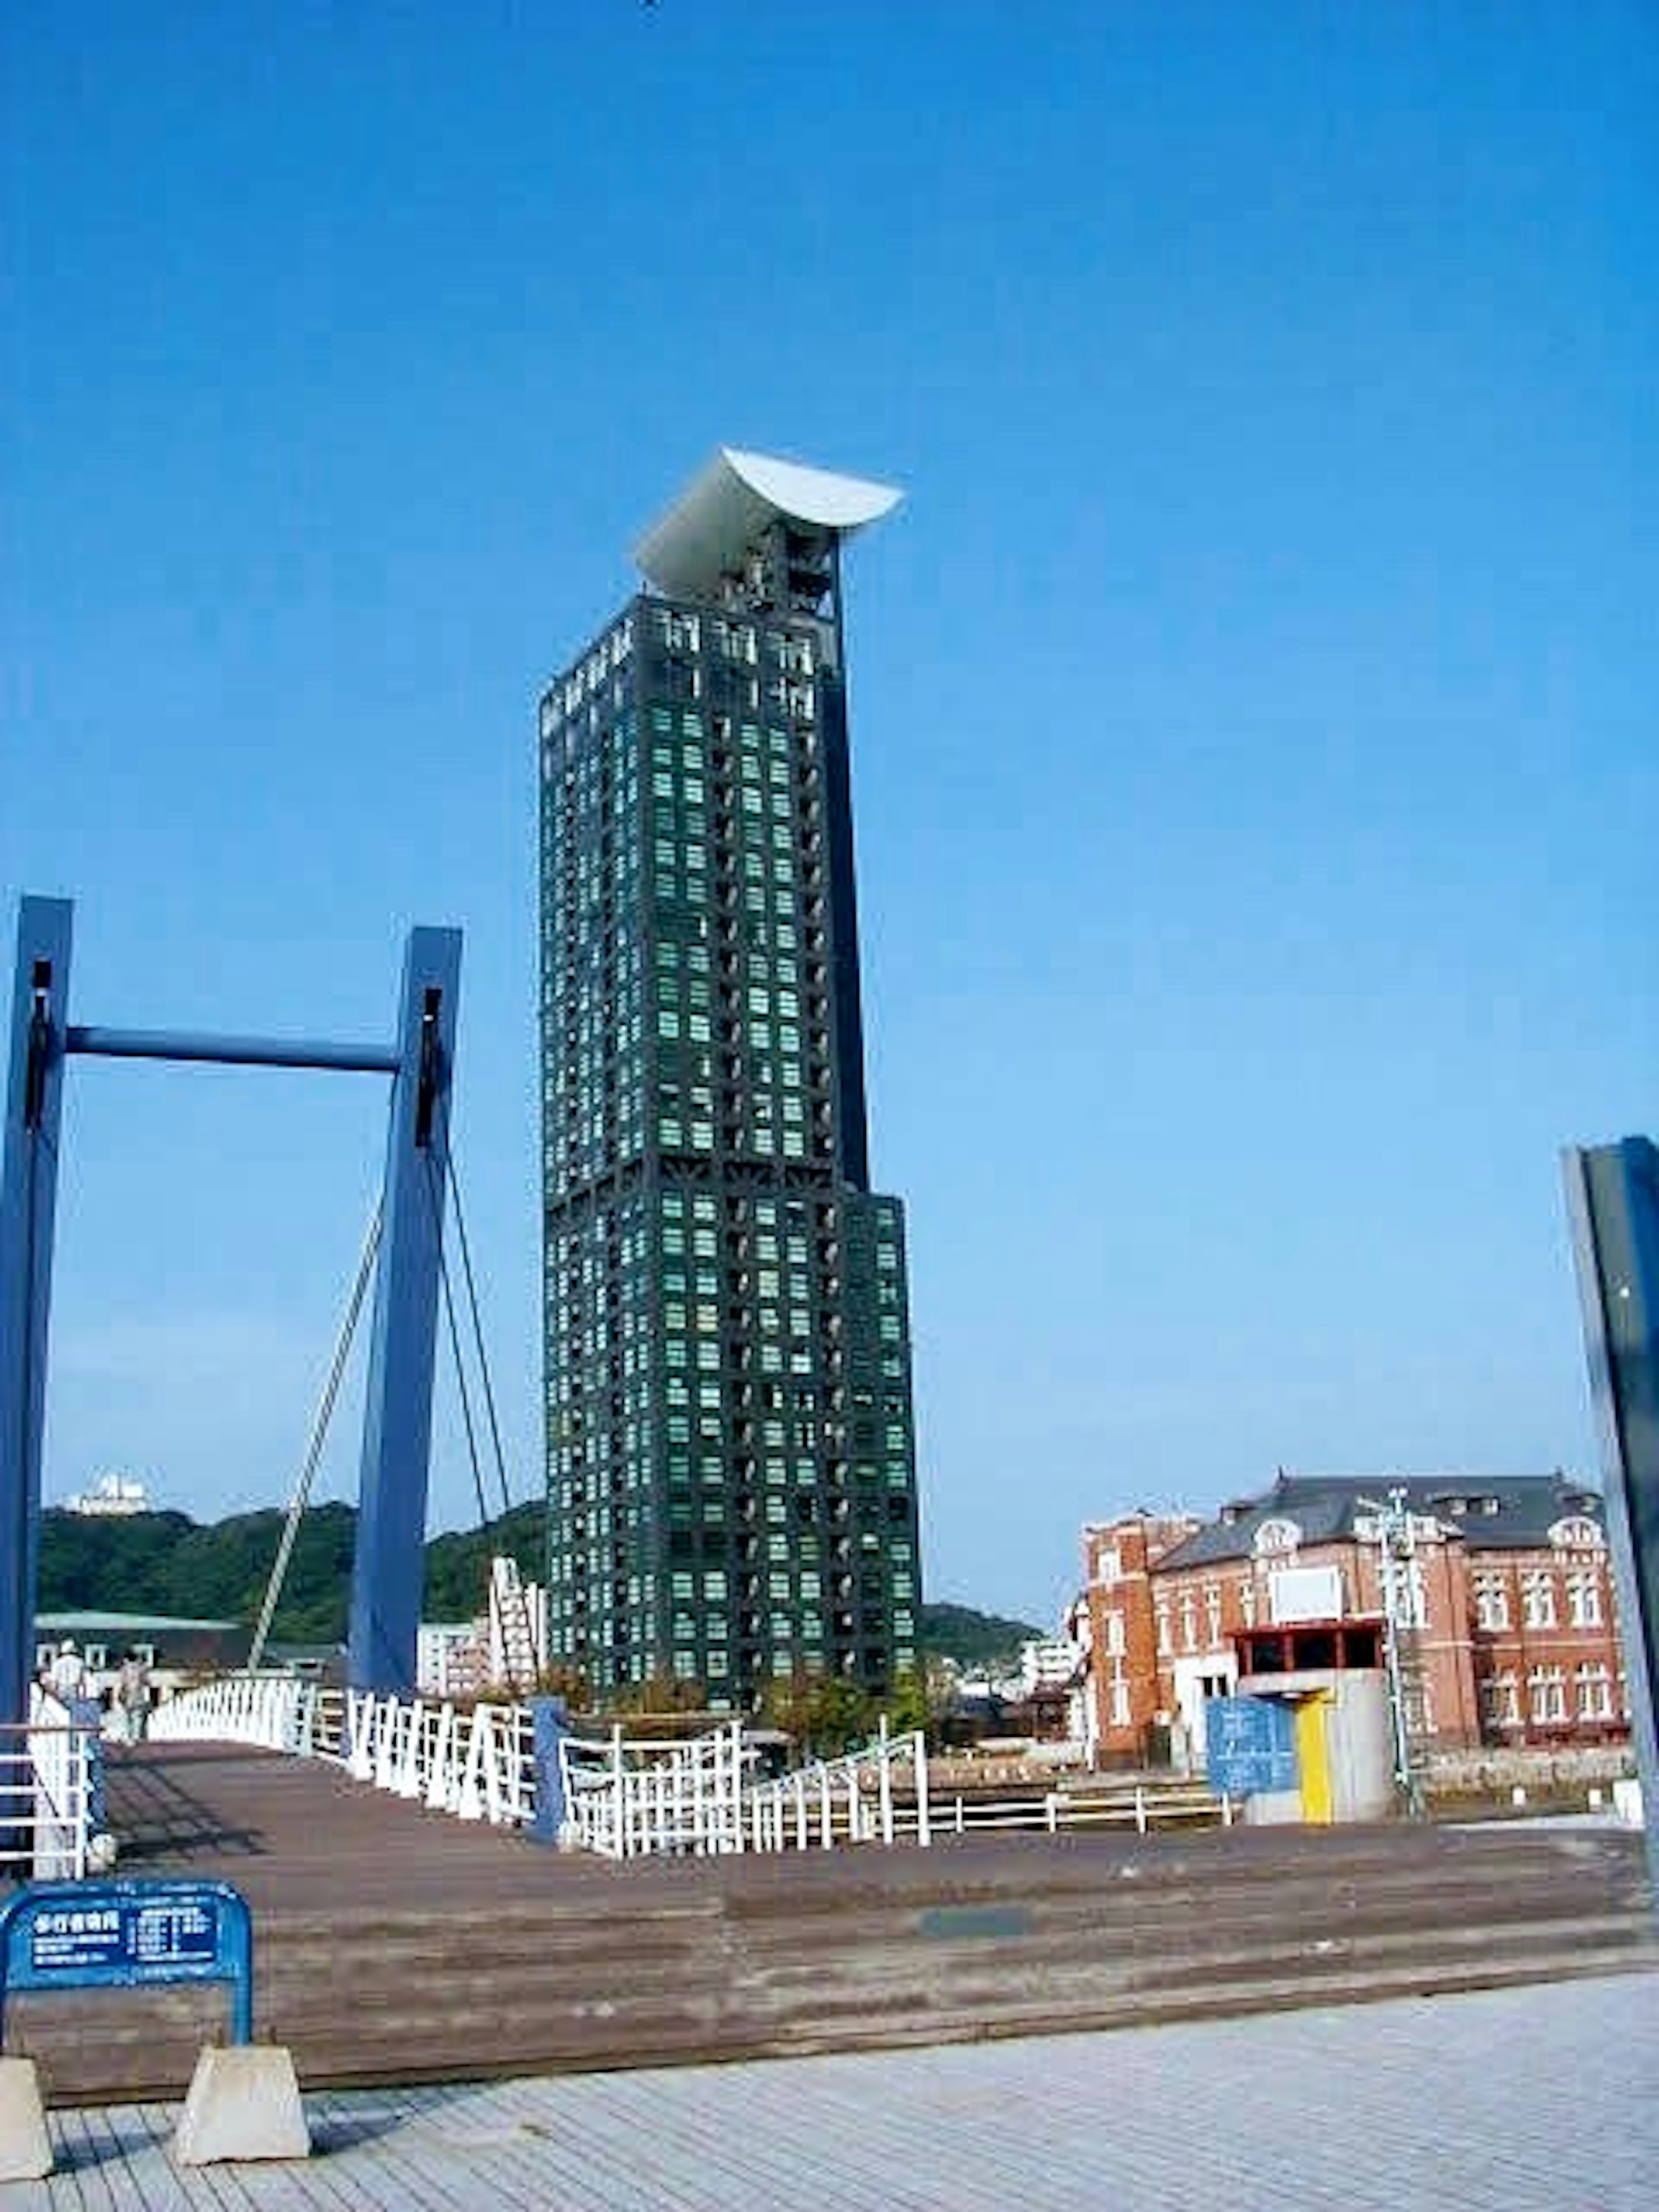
<box><xmin>1204</xmin><ymin>1694</ymin><xmax>1298</xmax><ymax>1799</ymax></box>
<box><xmin>0</xmin><ymin>1879</ymin><xmax>253</xmax><ymax>2045</ymax></box>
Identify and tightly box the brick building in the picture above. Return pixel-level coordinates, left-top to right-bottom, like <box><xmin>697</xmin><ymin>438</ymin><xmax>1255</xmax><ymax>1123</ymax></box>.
<box><xmin>1073</xmin><ymin>1474</ymin><xmax>1627</xmax><ymax>1770</ymax></box>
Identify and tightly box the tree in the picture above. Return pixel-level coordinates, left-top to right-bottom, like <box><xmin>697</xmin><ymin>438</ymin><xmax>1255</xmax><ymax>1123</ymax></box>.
<box><xmin>534</xmin><ymin>1660</ymin><xmax>591</xmax><ymax>1711</ymax></box>
<box><xmin>755</xmin><ymin>1666</ymin><xmax>818</xmax><ymax>1746</ymax></box>
<box><xmin>802</xmin><ymin>1675</ymin><xmax>874</xmax><ymax>1759</ymax></box>
<box><xmin>753</xmin><ymin>1668</ymin><xmax>873</xmax><ymax>1757</ymax></box>
<box><xmin>879</xmin><ymin>1661</ymin><xmax>955</xmax><ymax>1747</ymax></box>
<box><xmin>605</xmin><ymin>1671</ymin><xmax>707</xmax><ymax>1717</ymax></box>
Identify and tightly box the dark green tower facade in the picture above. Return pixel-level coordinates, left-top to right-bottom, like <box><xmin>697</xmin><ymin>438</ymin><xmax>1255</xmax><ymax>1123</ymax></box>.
<box><xmin>539</xmin><ymin>449</ymin><xmax>920</xmax><ymax>1710</ymax></box>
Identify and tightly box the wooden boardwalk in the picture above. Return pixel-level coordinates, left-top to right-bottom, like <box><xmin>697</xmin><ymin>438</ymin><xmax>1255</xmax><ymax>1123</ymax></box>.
<box><xmin>3</xmin><ymin>1739</ymin><xmax>1654</xmax><ymax>2110</ymax></box>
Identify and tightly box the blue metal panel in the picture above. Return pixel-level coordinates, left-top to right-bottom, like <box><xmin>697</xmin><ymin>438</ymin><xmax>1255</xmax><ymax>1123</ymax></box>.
<box><xmin>0</xmin><ymin>1878</ymin><xmax>253</xmax><ymax>2044</ymax></box>
<box><xmin>350</xmin><ymin>928</ymin><xmax>462</xmax><ymax>1694</ymax></box>
<box><xmin>0</xmin><ymin>898</ymin><xmax>73</xmax><ymax>1751</ymax></box>
<box><xmin>1204</xmin><ymin>1694</ymin><xmax>1298</xmax><ymax>1799</ymax></box>
<box><xmin>1564</xmin><ymin>1138</ymin><xmax>1659</xmax><ymax>1903</ymax></box>
<box><xmin>526</xmin><ymin>1697</ymin><xmax>571</xmax><ymax>1845</ymax></box>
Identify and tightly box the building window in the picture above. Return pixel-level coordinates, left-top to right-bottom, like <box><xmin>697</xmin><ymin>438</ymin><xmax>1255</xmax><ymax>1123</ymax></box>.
<box><xmin>1095</xmin><ymin>1546</ymin><xmax>1122</xmax><ymax>1586</ymax></box>
<box><xmin>1521</xmin><ymin>1572</ymin><xmax>1557</xmax><ymax>1631</ymax></box>
<box><xmin>1154</xmin><ymin>1601</ymin><xmax>1171</xmax><ymax>1657</ymax></box>
<box><xmin>1109</xmin><ymin>1674</ymin><xmax>1130</xmax><ymax>1727</ymax></box>
<box><xmin>1391</xmin><ymin>1558</ymin><xmax>1427</xmax><ymax>1632</ymax></box>
<box><xmin>1252</xmin><ymin>1516</ymin><xmax>1302</xmax><ymax>1560</ymax></box>
<box><xmin>1576</xmin><ymin>1664</ymin><xmax>1614</xmax><ymax>1722</ymax></box>
<box><xmin>1482</xmin><ymin>1672</ymin><xmax>1520</xmax><ymax>1729</ymax></box>
<box><xmin>1566</xmin><ymin>1572</ymin><xmax>1602</xmax><ymax>1629</ymax></box>
<box><xmin>1472</xmin><ymin>1573</ymin><xmax>1509</xmax><ymax>1632</ymax></box>
<box><xmin>1104</xmin><ymin>1610</ymin><xmax>1125</xmax><ymax>1658</ymax></box>
<box><xmin>1527</xmin><ymin>1665</ymin><xmax>1567</xmax><ymax>1725</ymax></box>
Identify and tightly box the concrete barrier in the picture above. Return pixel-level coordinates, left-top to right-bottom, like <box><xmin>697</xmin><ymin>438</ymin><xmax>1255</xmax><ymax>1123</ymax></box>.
<box><xmin>0</xmin><ymin>2055</ymin><xmax>52</xmax><ymax>2180</ymax></box>
<box><xmin>172</xmin><ymin>2045</ymin><xmax>310</xmax><ymax>2167</ymax></box>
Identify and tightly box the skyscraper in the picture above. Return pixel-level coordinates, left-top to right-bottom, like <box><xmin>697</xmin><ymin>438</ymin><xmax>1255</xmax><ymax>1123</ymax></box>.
<box><xmin>538</xmin><ymin>449</ymin><xmax>922</xmax><ymax>1710</ymax></box>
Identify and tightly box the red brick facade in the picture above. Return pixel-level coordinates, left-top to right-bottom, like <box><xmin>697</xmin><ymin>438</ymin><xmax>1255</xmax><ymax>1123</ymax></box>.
<box><xmin>1073</xmin><ymin>1477</ymin><xmax>1627</xmax><ymax>1768</ymax></box>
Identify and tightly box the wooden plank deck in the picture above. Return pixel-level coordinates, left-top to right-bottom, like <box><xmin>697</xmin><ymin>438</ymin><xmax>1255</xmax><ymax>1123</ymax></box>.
<box><xmin>2</xmin><ymin>1739</ymin><xmax>1653</xmax><ymax>2110</ymax></box>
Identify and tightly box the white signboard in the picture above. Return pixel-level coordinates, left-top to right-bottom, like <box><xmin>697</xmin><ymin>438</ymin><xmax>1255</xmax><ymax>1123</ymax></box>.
<box><xmin>1268</xmin><ymin>1564</ymin><xmax>1343</xmax><ymax>1624</ymax></box>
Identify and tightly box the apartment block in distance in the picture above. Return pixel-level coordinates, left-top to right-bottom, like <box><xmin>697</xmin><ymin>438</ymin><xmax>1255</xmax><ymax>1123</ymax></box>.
<box><xmin>538</xmin><ymin>448</ymin><xmax>922</xmax><ymax>1710</ymax></box>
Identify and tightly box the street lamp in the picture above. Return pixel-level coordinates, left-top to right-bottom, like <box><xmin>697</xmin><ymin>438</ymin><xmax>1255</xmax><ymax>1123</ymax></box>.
<box><xmin>1358</xmin><ymin>1487</ymin><xmax>1425</xmax><ymax>1819</ymax></box>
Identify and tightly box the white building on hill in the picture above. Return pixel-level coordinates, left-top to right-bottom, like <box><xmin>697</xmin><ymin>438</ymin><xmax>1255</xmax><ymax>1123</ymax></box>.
<box><xmin>63</xmin><ymin>1474</ymin><xmax>152</xmax><ymax>1517</ymax></box>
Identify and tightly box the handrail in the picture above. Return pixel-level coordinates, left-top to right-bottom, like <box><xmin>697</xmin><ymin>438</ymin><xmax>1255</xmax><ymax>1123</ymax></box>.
<box><xmin>0</xmin><ymin>1688</ymin><xmax>95</xmax><ymax>1880</ymax></box>
<box><xmin>147</xmin><ymin>1676</ymin><xmax>939</xmax><ymax>1861</ymax></box>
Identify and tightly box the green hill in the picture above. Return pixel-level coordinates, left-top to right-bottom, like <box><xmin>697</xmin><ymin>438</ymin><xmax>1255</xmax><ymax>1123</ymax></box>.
<box><xmin>38</xmin><ymin>1503</ymin><xmax>1041</xmax><ymax>1662</ymax></box>
<box><xmin>917</xmin><ymin>1600</ymin><xmax>1046</xmax><ymax>1669</ymax></box>
<box><xmin>38</xmin><ymin>1503</ymin><xmax>361</xmax><ymax>1643</ymax></box>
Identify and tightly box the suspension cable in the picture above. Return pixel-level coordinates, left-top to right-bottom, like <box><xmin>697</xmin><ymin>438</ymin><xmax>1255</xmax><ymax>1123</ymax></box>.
<box><xmin>427</xmin><ymin>1149</ymin><xmax>494</xmax><ymax>1536</ymax></box>
<box><xmin>247</xmin><ymin>1198</ymin><xmax>383</xmax><ymax>1673</ymax></box>
<box><xmin>423</xmin><ymin>1142</ymin><xmax>541</xmax><ymax>1694</ymax></box>
<box><xmin>437</xmin><ymin>1139</ymin><xmax>515</xmax><ymax>1525</ymax></box>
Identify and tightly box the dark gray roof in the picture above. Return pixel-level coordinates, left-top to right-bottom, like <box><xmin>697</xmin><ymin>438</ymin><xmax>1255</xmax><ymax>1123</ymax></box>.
<box><xmin>1158</xmin><ymin>1473</ymin><xmax>1604</xmax><ymax>1571</ymax></box>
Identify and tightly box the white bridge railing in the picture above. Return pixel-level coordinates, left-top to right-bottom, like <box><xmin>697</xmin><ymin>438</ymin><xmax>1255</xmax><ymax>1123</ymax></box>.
<box><xmin>149</xmin><ymin>1671</ymin><xmax>332</xmax><ymax>1759</ymax></box>
<box><xmin>560</xmin><ymin>1718</ymin><xmax>751</xmax><ymax>1858</ymax></box>
<box><xmin>558</xmin><ymin>1715</ymin><xmax>929</xmax><ymax>1859</ymax></box>
<box><xmin>0</xmin><ymin>1687</ymin><xmax>97</xmax><ymax>1880</ymax></box>
<box><xmin>342</xmin><ymin>1690</ymin><xmax>537</xmax><ymax>1826</ymax></box>
<box><xmin>146</xmin><ymin>1677</ymin><xmax>934</xmax><ymax>1862</ymax></box>
<box><xmin>747</xmin><ymin>1721</ymin><xmax>931</xmax><ymax>1854</ymax></box>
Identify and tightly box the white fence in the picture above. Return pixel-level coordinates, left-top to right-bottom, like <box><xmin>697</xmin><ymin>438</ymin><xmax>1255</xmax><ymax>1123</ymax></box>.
<box><xmin>560</xmin><ymin>1719</ymin><xmax>751</xmax><ymax>1858</ymax></box>
<box><xmin>554</xmin><ymin>1718</ymin><xmax>929</xmax><ymax>1858</ymax></box>
<box><xmin>149</xmin><ymin>1670</ymin><xmax>331</xmax><ymax>1759</ymax></box>
<box><xmin>941</xmin><ymin>1779</ymin><xmax>1230</xmax><ymax>1837</ymax></box>
<box><xmin>342</xmin><ymin>1690</ymin><xmax>536</xmax><ymax>1826</ymax></box>
<box><xmin>147</xmin><ymin>1677</ymin><xmax>935</xmax><ymax>1862</ymax></box>
<box><xmin>0</xmin><ymin>1687</ymin><xmax>97</xmax><ymax>1880</ymax></box>
<box><xmin>746</xmin><ymin>1722</ymin><xmax>931</xmax><ymax>1853</ymax></box>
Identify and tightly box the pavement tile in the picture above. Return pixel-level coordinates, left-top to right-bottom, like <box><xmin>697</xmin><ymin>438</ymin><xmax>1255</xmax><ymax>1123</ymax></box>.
<box><xmin>19</xmin><ymin>1968</ymin><xmax>1659</xmax><ymax>2210</ymax></box>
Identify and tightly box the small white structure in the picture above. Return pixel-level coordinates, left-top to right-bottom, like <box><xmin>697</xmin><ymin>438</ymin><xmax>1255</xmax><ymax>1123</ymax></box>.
<box><xmin>487</xmin><ymin>1557</ymin><xmax>547</xmax><ymax>1692</ymax></box>
<box><xmin>416</xmin><ymin>1557</ymin><xmax>550</xmax><ymax>1699</ymax></box>
<box><xmin>635</xmin><ymin>446</ymin><xmax>901</xmax><ymax>600</ymax></box>
<box><xmin>1018</xmin><ymin>1637</ymin><xmax>1080</xmax><ymax>1696</ymax></box>
<box><xmin>62</xmin><ymin>1473</ymin><xmax>150</xmax><ymax>1517</ymax></box>
<box><xmin>416</xmin><ymin>1621</ymin><xmax>481</xmax><ymax>1700</ymax></box>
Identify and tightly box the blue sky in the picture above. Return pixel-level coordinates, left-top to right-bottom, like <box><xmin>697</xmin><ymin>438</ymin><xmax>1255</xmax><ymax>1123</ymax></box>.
<box><xmin>3</xmin><ymin>3</ymin><xmax>1654</xmax><ymax>1628</ymax></box>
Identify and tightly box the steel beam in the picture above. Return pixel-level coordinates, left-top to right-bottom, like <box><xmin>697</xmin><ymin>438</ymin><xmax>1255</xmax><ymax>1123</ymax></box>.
<box><xmin>1</xmin><ymin>899</ymin><xmax>73</xmax><ymax>1749</ymax></box>
<box><xmin>1564</xmin><ymin>1138</ymin><xmax>1659</xmax><ymax>1902</ymax></box>
<box><xmin>349</xmin><ymin>928</ymin><xmax>462</xmax><ymax>1695</ymax></box>
<box><xmin>67</xmin><ymin>1027</ymin><xmax>400</xmax><ymax>1074</ymax></box>
<box><xmin>3</xmin><ymin>894</ymin><xmax>464</xmax><ymax>1726</ymax></box>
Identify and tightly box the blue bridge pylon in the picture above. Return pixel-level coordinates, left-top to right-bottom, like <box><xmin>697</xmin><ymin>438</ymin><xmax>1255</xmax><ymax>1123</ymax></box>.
<box><xmin>0</xmin><ymin>895</ymin><xmax>462</xmax><ymax>1742</ymax></box>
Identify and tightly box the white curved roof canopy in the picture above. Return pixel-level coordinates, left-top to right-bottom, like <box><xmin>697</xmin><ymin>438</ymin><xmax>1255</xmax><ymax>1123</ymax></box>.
<box><xmin>635</xmin><ymin>446</ymin><xmax>903</xmax><ymax>600</ymax></box>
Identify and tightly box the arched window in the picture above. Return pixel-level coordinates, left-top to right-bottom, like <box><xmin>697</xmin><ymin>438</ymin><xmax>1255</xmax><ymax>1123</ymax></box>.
<box><xmin>1252</xmin><ymin>1516</ymin><xmax>1302</xmax><ymax>1560</ymax></box>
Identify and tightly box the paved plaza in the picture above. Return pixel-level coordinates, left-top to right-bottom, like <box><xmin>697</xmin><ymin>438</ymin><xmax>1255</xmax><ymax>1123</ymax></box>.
<box><xmin>15</xmin><ymin>1967</ymin><xmax>1658</xmax><ymax>2209</ymax></box>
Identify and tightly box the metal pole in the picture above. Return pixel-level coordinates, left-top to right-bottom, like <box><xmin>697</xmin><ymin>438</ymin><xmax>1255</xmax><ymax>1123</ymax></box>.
<box><xmin>1564</xmin><ymin>1141</ymin><xmax>1659</xmax><ymax>1907</ymax></box>
<box><xmin>1</xmin><ymin>900</ymin><xmax>72</xmax><ymax>1783</ymax></box>
<box><xmin>350</xmin><ymin>926</ymin><xmax>462</xmax><ymax>1694</ymax></box>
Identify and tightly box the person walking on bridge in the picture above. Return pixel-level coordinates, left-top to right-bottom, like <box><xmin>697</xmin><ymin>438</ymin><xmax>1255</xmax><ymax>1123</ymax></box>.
<box><xmin>115</xmin><ymin>1648</ymin><xmax>151</xmax><ymax>1743</ymax></box>
<box><xmin>45</xmin><ymin>1637</ymin><xmax>85</xmax><ymax>1701</ymax></box>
